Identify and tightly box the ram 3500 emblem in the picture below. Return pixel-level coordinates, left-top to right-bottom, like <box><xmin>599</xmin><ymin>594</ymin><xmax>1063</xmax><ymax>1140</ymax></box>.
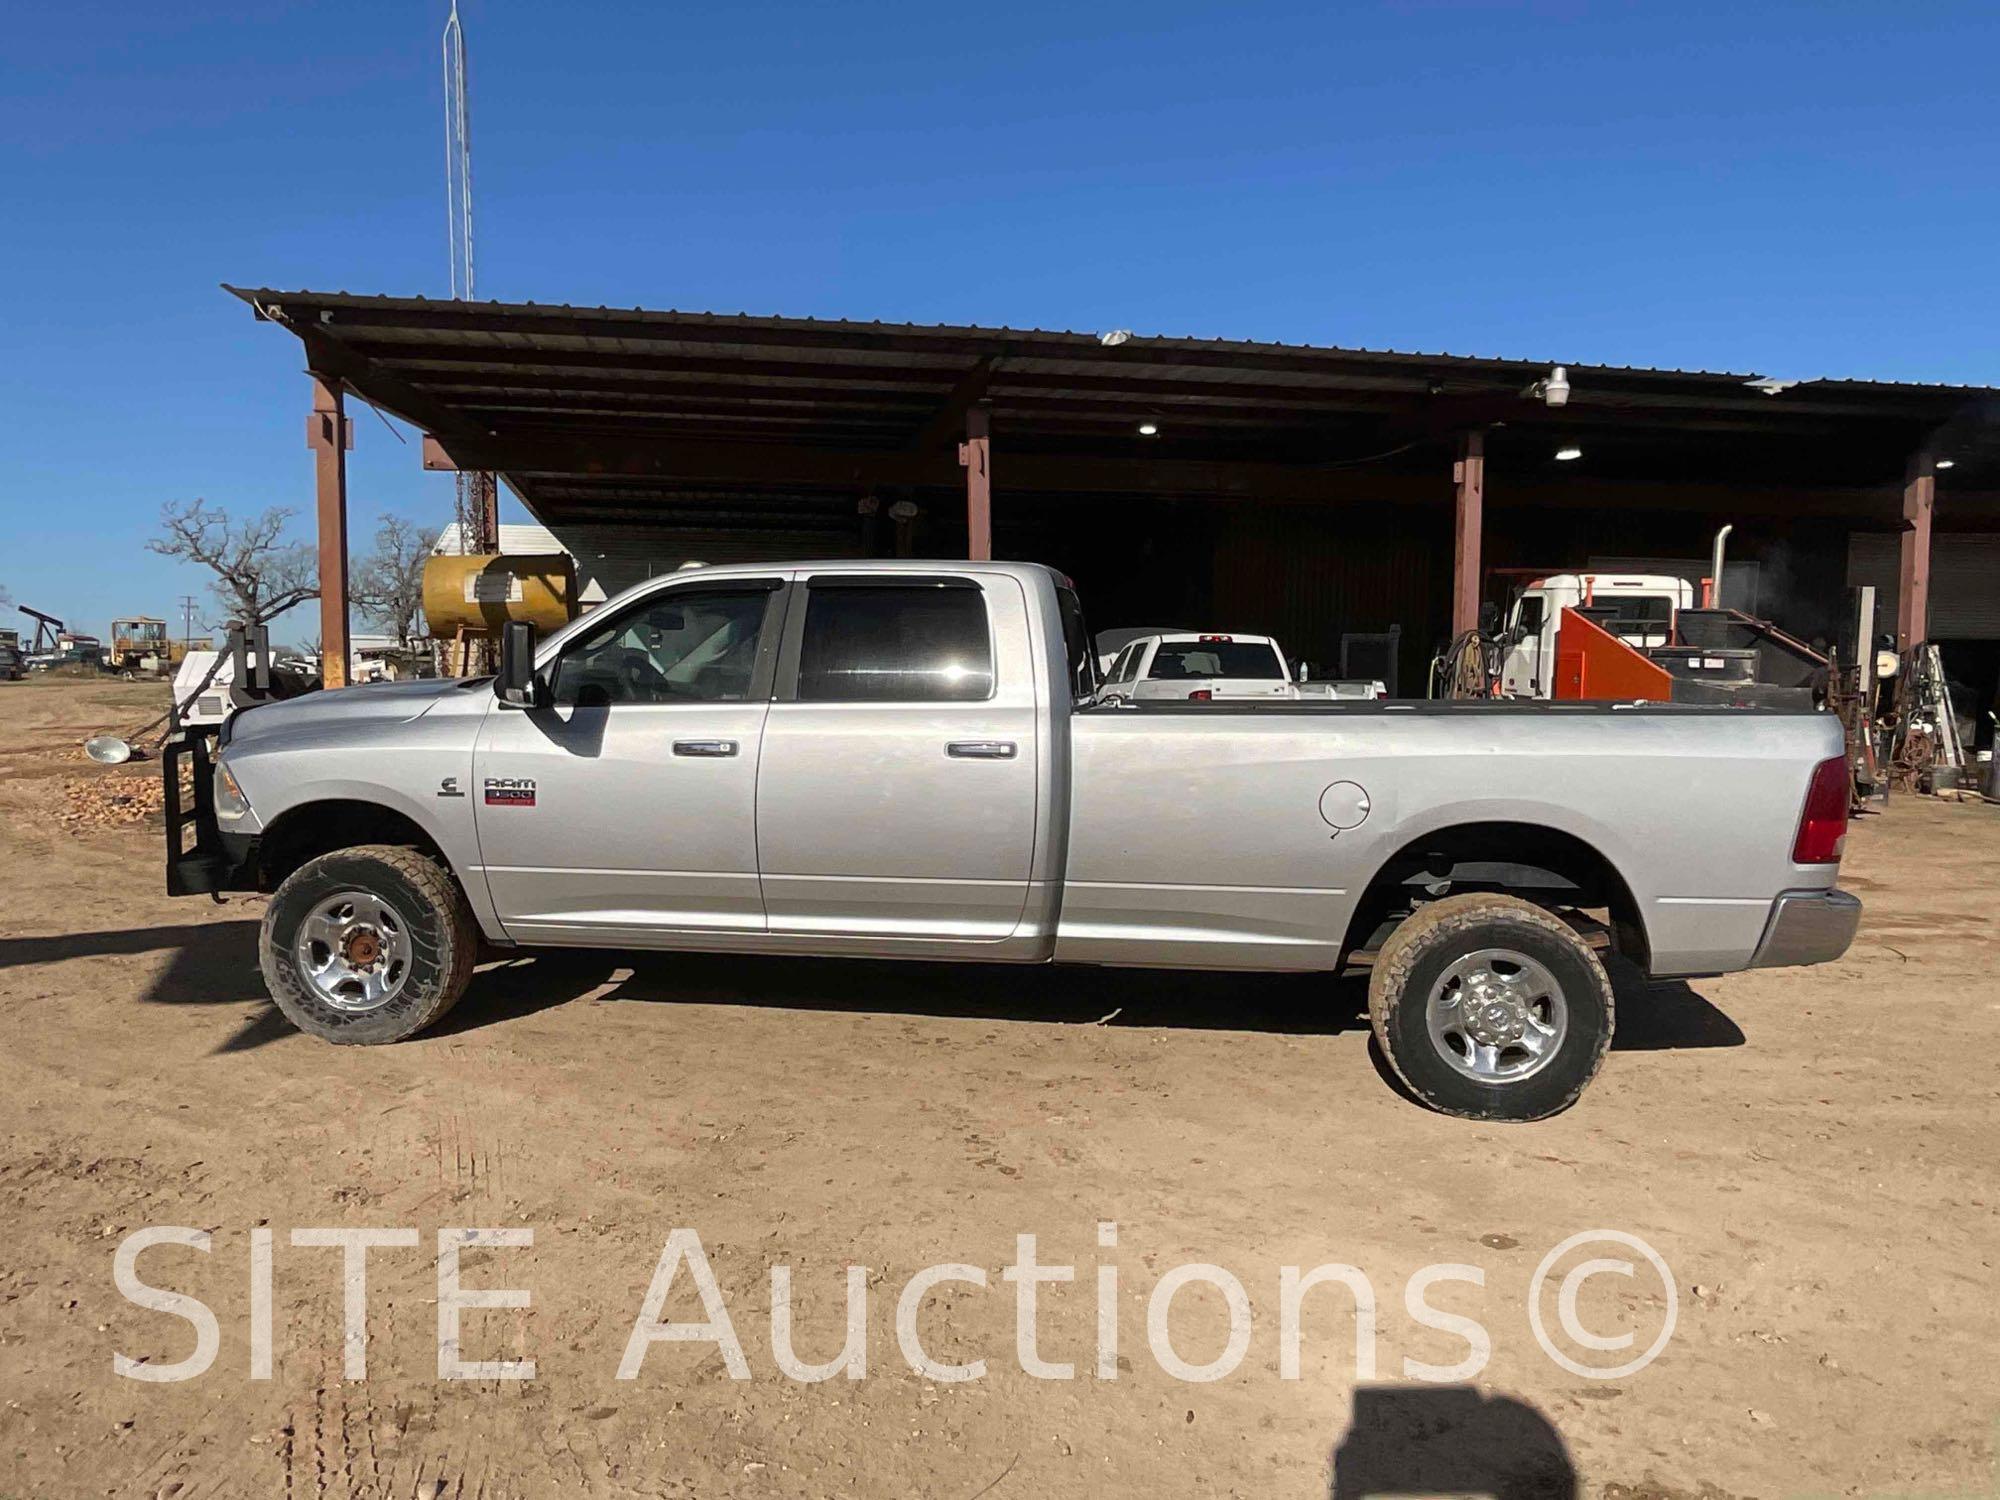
<box><xmin>483</xmin><ymin>777</ymin><xmax>537</xmax><ymax>807</ymax></box>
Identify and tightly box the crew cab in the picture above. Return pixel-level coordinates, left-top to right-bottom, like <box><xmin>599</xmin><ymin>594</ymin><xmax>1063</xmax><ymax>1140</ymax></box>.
<box><xmin>164</xmin><ymin>561</ymin><xmax>1860</xmax><ymax>1120</ymax></box>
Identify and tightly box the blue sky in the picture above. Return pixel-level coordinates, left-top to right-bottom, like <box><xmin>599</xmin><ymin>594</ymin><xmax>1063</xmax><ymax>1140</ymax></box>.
<box><xmin>3</xmin><ymin>1</ymin><xmax>1995</xmax><ymax>642</ymax></box>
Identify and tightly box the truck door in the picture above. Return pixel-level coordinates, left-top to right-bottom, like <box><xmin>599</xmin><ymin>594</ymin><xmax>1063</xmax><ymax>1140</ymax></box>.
<box><xmin>472</xmin><ymin>577</ymin><xmax>789</xmax><ymax>941</ymax></box>
<box><xmin>755</xmin><ymin>572</ymin><xmax>1039</xmax><ymax>941</ymax></box>
<box><xmin>1499</xmin><ymin>594</ymin><xmax>1550</xmax><ymax>697</ymax></box>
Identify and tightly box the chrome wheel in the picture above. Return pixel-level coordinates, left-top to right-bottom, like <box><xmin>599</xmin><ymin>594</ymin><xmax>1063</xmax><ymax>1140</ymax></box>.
<box><xmin>1425</xmin><ymin>947</ymin><xmax>1568</xmax><ymax>1083</ymax></box>
<box><xmin>294</xmin><ymin>890</ymin><xmax>414</xmax><ymax>1013</ymax></box>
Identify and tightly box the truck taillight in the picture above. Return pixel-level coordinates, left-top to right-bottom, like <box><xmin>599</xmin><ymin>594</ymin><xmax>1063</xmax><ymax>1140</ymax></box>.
<box><xmin>1791</xmin><ymin>755</ymin><xmax>1850</xmax><ymax>864</ymax></box>
<box><xmin>1188</xmin><ymin>689</ymin><xmax>1213</xmax><ymax>701</ymax></box>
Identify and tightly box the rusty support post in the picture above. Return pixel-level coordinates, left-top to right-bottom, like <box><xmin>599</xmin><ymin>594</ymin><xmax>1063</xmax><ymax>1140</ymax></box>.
<box><xmin>961</xmin><ymin>405</ymin><xmax>992</xmax><ymax>561</ymax></box>
<box><xmin>1451</xmin><ymin>430</ymin><xmax>1485</xmax><ymax>637</ymax></box>
<box><xmin>474</xmin><ymin>471</ymin><xmax>500</xmax><ymax>553</ymax></box>
<box><xmin>309</xmin><ymin>374</ymin><xmax>352</xmax><ymax>689</ymax></box>
<box><xmin>1896</xmin><ymin>451</ymin><xmax>1934</xmax><ymax>651</ymax></box>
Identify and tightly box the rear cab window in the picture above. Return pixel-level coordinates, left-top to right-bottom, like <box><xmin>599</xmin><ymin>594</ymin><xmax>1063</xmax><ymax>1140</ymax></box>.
<box><xmin>1147</xmin><ymin>640</ymin><xmax>1285</xmax><ymax>680</ymax></box>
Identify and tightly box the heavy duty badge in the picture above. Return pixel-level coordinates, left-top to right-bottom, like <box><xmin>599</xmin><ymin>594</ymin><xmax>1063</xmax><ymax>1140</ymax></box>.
<box><xmin>483</xmin><ymin>777</ymin><xmax>536</xmax><ymax>807</ymax></box>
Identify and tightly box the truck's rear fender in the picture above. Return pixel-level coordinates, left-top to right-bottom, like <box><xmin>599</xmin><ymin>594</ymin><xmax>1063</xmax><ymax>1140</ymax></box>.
<box><xmin>1341</xmin><ymin>818</ymin><xmax>1650</xmax><ymax>972</ymax></box>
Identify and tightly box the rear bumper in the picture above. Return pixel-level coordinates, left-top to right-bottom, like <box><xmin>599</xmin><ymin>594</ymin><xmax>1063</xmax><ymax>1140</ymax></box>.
<box><xmin>1749</xmin><ymin>888</ymin><xmax>1861</xmax><ymax>969</ymax></box>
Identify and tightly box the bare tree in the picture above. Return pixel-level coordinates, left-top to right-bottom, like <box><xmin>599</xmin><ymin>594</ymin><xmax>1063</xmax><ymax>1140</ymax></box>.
<box><xmin>354</xmin><ymin>516</ymin><xmax>442</xmax><ymax>649</ymax></box>
<box><xmin>147</xmin><ymin>499</ymin><xmax>317</xmax><ymax>628</ymax></box>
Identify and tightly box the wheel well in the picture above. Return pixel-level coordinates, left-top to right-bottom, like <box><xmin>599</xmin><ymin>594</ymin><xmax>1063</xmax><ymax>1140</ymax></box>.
<box><xmin>255</xmin><ymin>800</ymin><xmax>450</xmax><ymax>892</ymax></box>
<box><xmin>1342</xmin><ymin>821</ymin><xmax>1650</xmax><ymax>969</ymax></box>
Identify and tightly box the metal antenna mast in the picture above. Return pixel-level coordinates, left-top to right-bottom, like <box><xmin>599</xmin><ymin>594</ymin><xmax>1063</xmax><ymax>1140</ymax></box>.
<box><xmin>442</xmin><ymin>0</ymin><xmax>474</xmax><ymax>302</ymax></box>
<box><xmin>440</xmin><ymin>1</ymin><xmax>496</xmax><ymax>559</ymax></box>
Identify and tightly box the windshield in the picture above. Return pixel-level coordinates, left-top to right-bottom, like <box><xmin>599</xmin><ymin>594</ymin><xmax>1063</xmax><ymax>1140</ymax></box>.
<box><xmin>1147</xmin><ymin>641</ymin><xmax>1284</xmax><ymax>680</ymax></box>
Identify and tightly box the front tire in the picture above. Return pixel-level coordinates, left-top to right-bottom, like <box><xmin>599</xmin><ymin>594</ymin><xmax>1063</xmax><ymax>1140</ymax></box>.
<box><xmin>1368</xmin><ymin>894</ymin><xmax>1614</xmax><ymax>1120</ymax></box>
<box><xmin>260</xmin><ymin>844</ymin><xmax>477</xmax><ymax>1044</ymax></box>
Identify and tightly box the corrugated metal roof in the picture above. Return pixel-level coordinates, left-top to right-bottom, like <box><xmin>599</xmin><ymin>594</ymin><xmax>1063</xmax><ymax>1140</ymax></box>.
<box><xmin>228</xmin><ymin>285</ymin><xmax>1998</xmax><ymax>395</ymax></box>
<box><xmin>229</xmin><ymin>284</ymin><xmax>2000</xmax><ymax>523</ymax></box>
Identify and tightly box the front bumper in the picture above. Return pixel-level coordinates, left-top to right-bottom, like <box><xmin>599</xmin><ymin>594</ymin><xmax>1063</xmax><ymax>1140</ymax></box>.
<box><xmin>1749</xmin><ymin>889</ymin><xmax>1862</xmax><ymax>969</ymax></box>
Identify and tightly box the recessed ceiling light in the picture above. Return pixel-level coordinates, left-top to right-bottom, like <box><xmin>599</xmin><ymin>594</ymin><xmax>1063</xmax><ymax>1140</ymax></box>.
<box><xmin>1137</xmin><ymin>421</ymin><xmax>1159</xmax><ymax>436</ymax></box>
<box><xmin>1554</xmin><ymin>446</ymin><xmax>1583</xmax><ymax>462</ymax></box>
<box><xmin>1935</xmin><ymin>458</ymin><xmax>1956</xmax><ymax>470</ymax></box>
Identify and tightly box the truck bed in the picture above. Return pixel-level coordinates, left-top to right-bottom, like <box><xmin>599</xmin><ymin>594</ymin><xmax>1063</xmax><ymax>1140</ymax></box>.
<box><xmin>1091</xmin><ymin>698</ymin><xmax>1823</xmax><ymax>716</ymax></box>
<box><xmin>1058</xmin><ymin>698</ymin><xmax>1844</xmax><ymax>976</ymax></box>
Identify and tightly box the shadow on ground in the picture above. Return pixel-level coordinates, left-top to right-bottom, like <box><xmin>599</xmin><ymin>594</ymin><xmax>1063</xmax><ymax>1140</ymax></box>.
<box><xmin>1329</xmin><ymin>1385</ymin><xmax>1577</xmax><ymax>1499</ymax></box>
<box><xmin>0</xmin><ymin>921</ymin><xmax>1744</xmax><ymax>1058</ymax></box>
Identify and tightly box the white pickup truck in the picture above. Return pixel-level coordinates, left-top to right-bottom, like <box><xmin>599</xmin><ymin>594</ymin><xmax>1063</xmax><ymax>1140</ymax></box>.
<box><xmin>1097</xmin><ymin>632</ymin><xmax>1384</xmax><ymax>703</ymax></box>
<box><xmin>164</xmin><ymin>560</ymin><xmax>1859</xmax><ymax>1120</ymax></box>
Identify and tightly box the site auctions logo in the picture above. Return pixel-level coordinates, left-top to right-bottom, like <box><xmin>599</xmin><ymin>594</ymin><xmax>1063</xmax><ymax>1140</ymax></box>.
<box><xmin>107</xmin><ymin>1223</ymin><xmax>1677</xmax><ymax>1385</ymax></box>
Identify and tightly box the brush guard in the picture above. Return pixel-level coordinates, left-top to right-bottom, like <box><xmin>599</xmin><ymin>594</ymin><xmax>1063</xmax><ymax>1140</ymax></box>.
<box><xmin>162</xmin><ymin>728</ymin><xmax>238</xmax><ymax>896</ymax></box>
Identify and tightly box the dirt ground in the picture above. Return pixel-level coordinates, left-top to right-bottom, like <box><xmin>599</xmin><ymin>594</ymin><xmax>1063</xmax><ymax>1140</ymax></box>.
<box><xmin>1</xmin><ymin>676</ymin><xmax>1996</xmax><ymax>1499</ymax></box>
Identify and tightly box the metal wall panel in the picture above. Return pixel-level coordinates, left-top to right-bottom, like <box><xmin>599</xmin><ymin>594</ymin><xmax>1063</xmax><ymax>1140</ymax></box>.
<box><xmin>1209</xmin><ymin>503</ymin><xmax>1450</xmax><ymax>690</ymax></box>
<box><xmin>1848</xmin><ymin>532</ymin><xmax>2000</xmax><ymax>639</ymax></box>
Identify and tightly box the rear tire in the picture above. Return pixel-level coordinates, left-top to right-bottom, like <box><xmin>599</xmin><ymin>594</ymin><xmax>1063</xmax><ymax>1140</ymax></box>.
<box><xmin>1368</xmin><ymin>893</ymin><xmax>1613</xmax><ymax>1120</ymax></box>
<box><xmin>260</xmin><ymin>844</ymin><xmax>477</xmax><ymax>1044</ymax></box>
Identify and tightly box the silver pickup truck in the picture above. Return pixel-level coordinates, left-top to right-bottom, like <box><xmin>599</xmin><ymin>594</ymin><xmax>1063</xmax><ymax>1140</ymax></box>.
<box><xmin>164</xmin><ymin>560</ymin><xmax>1859</xmax><ymax>1119</ymax></box>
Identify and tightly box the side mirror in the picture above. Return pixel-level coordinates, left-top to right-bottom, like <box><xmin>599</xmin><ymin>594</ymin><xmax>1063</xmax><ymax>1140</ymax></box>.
<box><xmin>1477</xmin><ymin>601</ymin><xmax>1502</xmax><ymax>636</ymax></box>
<box><xmin>497</xmin><ymin>620</ymin><xmax>540</xmax><ymax>707</ymax></box>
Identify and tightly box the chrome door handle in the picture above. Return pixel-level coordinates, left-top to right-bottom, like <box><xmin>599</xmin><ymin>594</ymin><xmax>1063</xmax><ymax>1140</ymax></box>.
<box><xmin>946</xmin><ymin>740</ymin><xmax>1017</xmax><ymax>759</ymax></box>
<box><xmin>672</xmin><ymin>739</ymin><xmax>738</xmax><ymax>757</ymax></box>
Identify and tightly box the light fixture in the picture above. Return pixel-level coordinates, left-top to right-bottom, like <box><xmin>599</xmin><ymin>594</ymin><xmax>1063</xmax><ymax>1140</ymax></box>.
<box><xmin>1554</xmin><ymin>446</ymin><xmax>1583</xmax><ymax>462</ymax></box>
<box><xmin>1137</xmin><ymin>421</ymin><xmax>1159</xmax><ymax>436</ymax></box>
<box><xmin>1936</xmin><ymin>458</ymin><xmax>1956</xmax><ymax>470</ymax></box>
<box><xmin>1525</xmin><ymin>365</ymin><xmax>1572</xmax><ymax>407</ymax></box>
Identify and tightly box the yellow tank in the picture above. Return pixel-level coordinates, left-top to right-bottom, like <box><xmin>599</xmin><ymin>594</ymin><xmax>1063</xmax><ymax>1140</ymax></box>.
<box><xmin>422</xmin><ymin>554</ymin><xmax>578</xmax><ymax>637</ymax></box>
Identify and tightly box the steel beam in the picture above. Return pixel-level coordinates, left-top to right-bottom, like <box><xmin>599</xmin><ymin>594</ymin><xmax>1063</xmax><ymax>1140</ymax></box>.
<box><xmin>1451</xmin><ymin>430</ymin><xmax>1485</xmax><ymax>637</ymax></box>
<box><xmin>910</xmin><ymin>357</ymin><xmax>997</xmax><ymax>451</ymax></box>
<box><xmin>961</xmin><ymin>406</ymin><xmax>992</xmax><ymax>560</ymax></box>
<box><xmin>308</xmin><ymin>374</ymin><xmax>352</xmax><ymax>689</ymax></box>
<box><xmin>1897</xmin><ymin>451</ymin><xmax>1935</xmax><ymax>649</ymax></box>
<box><xmin>417</xmin><ymin>428</ymin><xmax>1930</xmax><ymax>520</ymax></box>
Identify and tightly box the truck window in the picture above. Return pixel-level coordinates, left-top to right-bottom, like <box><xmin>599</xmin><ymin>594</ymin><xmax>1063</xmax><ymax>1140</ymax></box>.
<box><xmin>1056</xmin><ymin>584</ymin><xmax>1098</xmax><ymax>703</ymax></box>
<box><xmin>1147</xmin><ymin>642</ymin><xmax>1284</xmax><ymax>680</ymax></box>
<box><xmin>1605</xmin><ymin>596</ymin><xmax>1674</xmax><ymax>631</ymax></box>
<box><xmin>797</xmin><ymin>584</ymin><xmax>993</xmax><ymax>702</ymax></box>
<box><xmin>551</xmin><ymin>588</ymin><xmax>772</xmax><ymax>706</ymax></box>
<box><xmin>1515</xmin><ymin>596</ymin><xmax>1546</xmax><ymax>634</ymax></box>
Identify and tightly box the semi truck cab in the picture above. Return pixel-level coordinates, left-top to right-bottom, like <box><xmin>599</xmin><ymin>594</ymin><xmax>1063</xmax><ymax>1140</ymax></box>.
<box><xmin>1498</xmin><ymin>573</ymin><xmax>1694</xmax><ymax>698</ymax></box>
